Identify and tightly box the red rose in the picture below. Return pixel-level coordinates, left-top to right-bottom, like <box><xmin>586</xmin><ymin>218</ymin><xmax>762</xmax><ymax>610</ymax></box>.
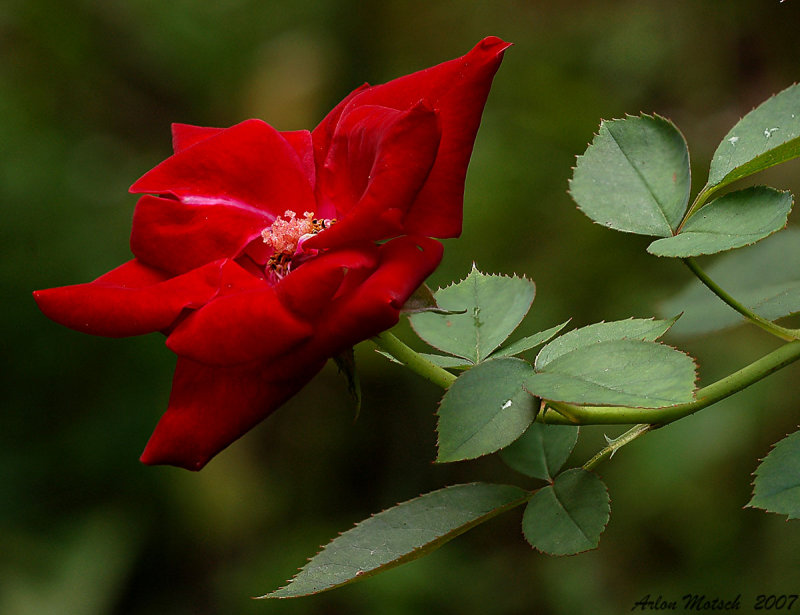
<box><xmin>33</xmin><ymin>37</ymin><xmax>510</xmax><ymax>470</ymax></box>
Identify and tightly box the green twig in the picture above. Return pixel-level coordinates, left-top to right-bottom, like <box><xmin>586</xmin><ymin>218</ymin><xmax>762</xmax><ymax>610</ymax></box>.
<box><xmin>682</xmin><ymin>257</ymin><xmax>800</xmax><ymax>342</ymax></box>
<box><xmin>372</xmin><ymin>331</ymin><xmax>457</xmax><ymax>389</ymax></box>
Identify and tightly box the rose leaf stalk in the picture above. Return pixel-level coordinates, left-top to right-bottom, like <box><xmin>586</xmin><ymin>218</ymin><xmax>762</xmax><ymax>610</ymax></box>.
<box><xmin>372</xmin><ymin>331</ymin><xmax>457</xmax><ymax>389</ymax></box>
<box><xmin>682</xmin><ymin>257</ymin><xmax>800</xmax><ymax>342</ymax></box>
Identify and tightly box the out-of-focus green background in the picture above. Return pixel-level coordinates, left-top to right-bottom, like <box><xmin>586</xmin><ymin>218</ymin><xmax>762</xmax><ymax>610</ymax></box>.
<box><xmin>5</xmin><ymin>1</ymin><xmax>800</xmax><ymax>613</ymax></box>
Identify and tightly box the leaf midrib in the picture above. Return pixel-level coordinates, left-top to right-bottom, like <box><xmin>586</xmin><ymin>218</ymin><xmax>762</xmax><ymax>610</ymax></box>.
<box><xmin>606</xmin><ymin>123</ymin><xmax>673</xmax><ymax>234</ymax></box>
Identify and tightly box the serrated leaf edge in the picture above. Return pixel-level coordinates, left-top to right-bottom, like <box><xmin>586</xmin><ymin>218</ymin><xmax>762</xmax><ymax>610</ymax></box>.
<box><xmin>568</xmin><ymin>113</ymin><xmax>691</xmax><ymax>237</ymax></box>
<box><xmin>500</xmin><ymin>423</ymin><xmax>580</xmax><ymax>480</ymax></box>
<box><xmin>263</xmin><ymin>483</ymin><xmax>530</xmax><ymax>599</ymax></box>
<box><xmin>523</xmin><ymin>468</ymin><xmax>611</xmax><ymax>557</ymax></box>
<box><xmin>530</xmin><ymin>338</ymin><xmax>699</xmax><ymax>409</ymax></box>
<box><xmin>534</xmin><ymin>316</ymin><xmax>682</xmax><ymax>371</ymax></box>
<box><xmin>709</xmin><ymin>82</ymin><xmax>800</xmax><ymax>188</ymax></box>
<box><xmin>646</xmin><ymin>187</ymin><xmax>794</xmax><ymax>258</ymax></box>
<box><xmin>745</xmin><ymin>426</ymin><xmax>800</xmax><ymax>520</ymax></box>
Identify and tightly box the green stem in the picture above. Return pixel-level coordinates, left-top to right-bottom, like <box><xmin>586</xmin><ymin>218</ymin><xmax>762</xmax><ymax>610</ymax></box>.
<box><xmin>582</xmin><ymin>424</ymin><xmax>653</xmax><ymax>471</ymax></box>
<box><xmin>682</xmin><ymin>257</ymin><xmax>800</xmax><ymax>341</ymax></box>
<box><xmin>676</xmin><ymin>183</ymin><xmax>717</xmax><ymax>233</ymax></box>
<box><xmin>539</xmin><ymin>340</ymin><xmax>800</xmax><ymax>425</ymax></box>
<box><xmin>372</xmin><ymin>331</ymin><xmax>457</xmax><ymax>389</ymax></box>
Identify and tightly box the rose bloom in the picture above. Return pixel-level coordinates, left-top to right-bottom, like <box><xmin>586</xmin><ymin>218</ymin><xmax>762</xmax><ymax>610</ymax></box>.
<box><xmin>34</xmin><ymin>37</ymin><xmax>510</xmax><ymax>470</ymax></box>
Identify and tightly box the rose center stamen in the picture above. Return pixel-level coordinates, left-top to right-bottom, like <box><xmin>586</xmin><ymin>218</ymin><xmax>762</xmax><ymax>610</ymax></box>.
<box><xmin>261</xmin><ymin>210</ymin><xmax>335</xmax><ymax>278</ymax></box>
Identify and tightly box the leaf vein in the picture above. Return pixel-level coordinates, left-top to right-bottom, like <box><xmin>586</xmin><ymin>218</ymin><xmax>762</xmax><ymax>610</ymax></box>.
<box><xmin>606</xmin><ymin>124</ymin><xmax>672</xmax><ymax>233</ymax></box>
<box><xmin>551</xmin><ymin>487</ymin><xmax>592</xmax><ymax>544</ymax></box>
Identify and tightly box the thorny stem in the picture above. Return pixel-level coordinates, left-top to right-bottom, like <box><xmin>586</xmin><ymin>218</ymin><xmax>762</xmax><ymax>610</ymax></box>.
<box><xmin>582</xmin><ymin>424</ymin><xmax>653</xmax><ymax>471</ymax></box>
<box><xmin>374</xmin><ymin>329</ymin><xmax>800</xmax><ymax>473</ymax></box>
<box><xmin>372</xmin><ymin>331</ymin><xmax>457</xmax><ymax>389</ymax></box>
<box><xmin>682</xmin><ymin>257</ymin><xmax>800</xmax><ymax>342</ymax></box>
<box><xmin>562</xmin><ymin>340</ymin><xmax>800</xmax><ymax>470</ymax></box>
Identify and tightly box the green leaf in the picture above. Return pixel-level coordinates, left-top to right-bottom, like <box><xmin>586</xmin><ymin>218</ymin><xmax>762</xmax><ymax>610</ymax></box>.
<box><xmin>419</xmin><ymin>353</ymin><xmax>472</xmax><ymax>369</ymax></box>
<box><xmin>400</xmin><ymin>283</ymin><xmax>465</xmax><ymax>315</ymax></box>
<box><xmin>662</xmin><ymin>228</ymin><xmax>800</xmax><ymax>336</ymax></box>
<box><xmin>265</xmin><ymin>483</ymin><xmax>529</xmax><ymax>598</ymax></box>
<box><xmin>569</xmin><ymin>114</ymin><xmax>691</xmax><ymax>237</ymax></box>
<box><xmin>535</xmin><ymin>317</ymin><xmax>678</xmax><ymax>370</ymax></box>
<box><xmin>493</xmin><ymin>320</ymin><xmax>571</xmax><ymax>358</ymax></box>
<box><xmin>500</xmin><ymin>423</ymin><xmax>580</xmax><ymax>480</ymax></box>
<box><xmin>437</xmin><ymin>358</ymin><xmax>537</xmax><ymax>462</ymax></box>
<box><xmin>647</xmin><ymin>187</ymin><xmax>793</xmax><ymax>258</ymax></box>
<box><xmin>409</xmin><ymin>266</ymin><xmax>536</xmax><ymax>363</ymax></box>
<box><xmin>527</xmin><ymin>339</ymin><xmax>697</xmax><ymax>408</ymax></box>
<box><xmin>522</xmin><ymin>469</ymin><xmax>610</xmax><ymax>555</ymax></box>
<box><xmin>708</xmin><ymin>83</ymin><xmax>800</xmax><ymax>191</ymax></box>
<box><xmin>747</xmin><ymin>428</ymin><xmax>800</xmax><ymax>520</ymax></box>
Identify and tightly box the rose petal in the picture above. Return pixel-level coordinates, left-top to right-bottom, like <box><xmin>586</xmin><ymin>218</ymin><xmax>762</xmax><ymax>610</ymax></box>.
<box><xmin>165</xmin><ymin>244</ymin><xmax>380</xmax><ymax>365</ymax></box>
<box><xmin>142</xmin><ymin>237</ymin><xmax>442</xmax><ymax>470</ymax></box>
<box><xmin>166</xmin><ymin>282</ymin><xmax>312</xmax><ymax>366</ymax></box>
<box><xmin>312</xmin><ymin>236</ymin><xmax>444</xmax><ymax>355</ymax></box>
<box><xmin>130</xmin><ymin>195</ymin><xmax>270</xmax><ymax>274</ymax></box>
<box><xmin>312</xmin><ymin>83</ymin><xmax>370</xmax><ymax>182</ymax></box>
<box><xmin>333</xmin><ymin>37</ymin><xmax>511</xmax><ymax>238</ymax></box>
<box><xmin>281</xmin><ymin>130</ymin><xmax>317</xmax><ymax>194</ymax></box>
<box><xmin>171</xmin><ymin>123</ymin><xmax>224</xmax><ymax>153</ymax></box>
<box><xmin>139</xmin><ymin>355</ymin><xmax>327</xmax><ymax>470</ymax></box>
<box><xmin>130</xmin><ymin>119</ymin><xmax>316</xmax><ymax>219</ymax></box>
<box><xmin>275</xmin><ymin>243</ymin><xmax>379</xmax><ymax>320</ymax></box>
<box><xmin>33</xmin><ymin>259</ymin><xmax>227</xmax><ymax>337</ymax></box>
<box><xmin>306</xmin><ymin>102</ymin><xmax>440</xmax><ymax>249</ymax></box>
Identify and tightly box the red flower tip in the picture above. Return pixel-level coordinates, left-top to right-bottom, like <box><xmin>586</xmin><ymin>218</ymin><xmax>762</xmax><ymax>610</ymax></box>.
<box><xmin>477</xmin><ymin>35</ymin><xmax>513</xmax><ymax>54</ymax></box>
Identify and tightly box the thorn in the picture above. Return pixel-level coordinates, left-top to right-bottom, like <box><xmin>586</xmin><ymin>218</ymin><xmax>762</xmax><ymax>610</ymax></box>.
<box><xmin>603</xmin><ymin>433</ymin><xmax>618</xmax><ymax>458</ymax></box>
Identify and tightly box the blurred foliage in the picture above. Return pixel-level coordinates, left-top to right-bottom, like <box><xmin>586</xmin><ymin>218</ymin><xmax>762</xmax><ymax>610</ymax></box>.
<box><xmin>5</xmin><ymin>0</ymin><xmax>800</xmax><ymax>613</ymax></box>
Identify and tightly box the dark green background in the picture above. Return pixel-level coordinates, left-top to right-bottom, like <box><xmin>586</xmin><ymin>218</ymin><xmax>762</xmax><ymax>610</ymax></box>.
<box><xmin>5</xmin><ymin>1</ymin><xmax>800</xmax><ymax>613</ymax></box>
